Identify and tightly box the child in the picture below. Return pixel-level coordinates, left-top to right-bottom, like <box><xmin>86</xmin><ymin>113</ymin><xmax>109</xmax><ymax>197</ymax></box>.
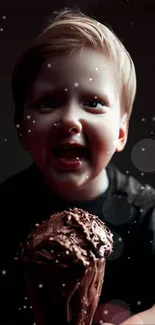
<box><xmin>0</xmin><ymin>7</ymin><xmax>155</xmax><ymax>325</ymax></box>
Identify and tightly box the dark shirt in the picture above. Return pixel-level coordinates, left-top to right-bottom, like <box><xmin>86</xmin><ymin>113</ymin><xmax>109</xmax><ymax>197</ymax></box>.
<box><xmin>0</xmin><ymin>163</ymin><xmax>155</xmax><ymax>324</ymax></box>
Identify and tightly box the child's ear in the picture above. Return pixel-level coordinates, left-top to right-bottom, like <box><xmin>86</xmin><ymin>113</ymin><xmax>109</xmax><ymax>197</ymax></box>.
<box><xmin>116</xmin><ymin>113</ymin><xmax>129</xmax><ymax>152</ymax></box>
<box><xmin>14</xmin><ymin>118</ymin><xmax>29</xmax><ymax>151</ymax></box>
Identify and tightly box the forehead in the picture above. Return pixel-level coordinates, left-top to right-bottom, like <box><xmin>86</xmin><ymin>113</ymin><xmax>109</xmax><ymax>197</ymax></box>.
<box><xmin>30</xmin><ymin>47</ymin><xmax>118</xmax><ymax>98</ymax></box>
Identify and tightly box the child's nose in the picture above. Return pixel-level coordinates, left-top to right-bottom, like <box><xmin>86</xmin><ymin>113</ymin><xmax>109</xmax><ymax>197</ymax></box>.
<box><xmin>59</xmin><ymin>118</ymin><xmax>82</xmax><ymax>135</ymax></box>
<box><xmin>58</xmin><ymin>105</ymin><xmax>83</xmax><ymax>135</ymax></box>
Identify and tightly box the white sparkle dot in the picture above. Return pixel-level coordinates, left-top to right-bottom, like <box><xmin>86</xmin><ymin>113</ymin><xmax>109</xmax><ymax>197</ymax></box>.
<box><xmin>134</xmin><ymin>220</ymin><xmax>137</xmax><ymax>223</ymax></box>
<box><xmin>113</xmin><ymin>140</ymin><xmax>118</xmax><ymax>146</ymax></box>
<box><xmin>55</xmin><ymin>260</ymin><xmax>59</xmax><ymax>263</ymax></box>
<box><xmin>89</xmin><ymin>77</ymin><xmax>93</xmax><ymax>81</ymax></box>
<box><xmin>94</xmin><ymin>95</ymin><xmax>98</xmax><ymax>99</ymax></box>
<box><xmin>47</xmin><ymin>63</ymin><xmax>51</xmax><ymax>68</ymax></box>
<box><xmin>19</xmin><ymin>307</ymin><xmax>21</xmax><ymax>311</ymax></box>
<box><xmin>128</xmin><ymin>231</ymin><xmax>130</xmax><ymax>234</ymax></box>
<box><xmin>0</xmin><ymin>28</ymin><xmax>4</xmax><ymax>32</ymax></box>
<box><xmin>141</xmin><ymin>147</ymin><xmax>145</xmax><ymax>151</ymax></box>
<box><xmin>35</xmin><ymin>223</ymin><xmax>40</xmax><ymax>227</ymax></box>
<box><xmin>107</xmin><ymin>151</ymin><xmax>110</xmax><ymax>154</ymax></box>
<box><xmin>64</xmin><ymin>88</ymin><xmax>68</xmax><ymax>91</ymax></box>
<box><xmin>74</xmin><ymin>82</ymin><xmax>79</xmax><ymax>87</ymax></box>
<box><xmin>16</xmin><ymin>124</ymin><xmax>20</xmax><ymax>128</ymax></box>
<box><xmin>104</xmin><ymin>310</ymin><xmax>108</xmax><ymax>314</ymax></box>
<box><xmin>24</xmin><ymin>297</ymin><xmax>28</xmax><ymax>300</ymax></box>
<box><xmin>27</xmin><ymin>115</ymin><xmax>31</xmax><ymax>119</ymax></box>
<box><xmin>28</xmin><ymin>129</ymin><xmax>31</xmax><ymax>133</ymax></box>
<box><xmin>2</xmin><ymin>270</ymin><xmax>7</xmax><ymax>275</ymax></box>
<box><xmin>141</xmin><ymin>118</ymin><xmax>145</xmax><ymax>122</ymax></box>
<box><xmin>23</xmin><ymin>305</ymin><xmax>27</xmax><ymax>309</ymax></box>
<box><xmin>30</xmin><ymin>306</ymin><xmax>33</xmax><ymax>309</ymax></box>
<box><xmin>66</xmin><ymin>250</ymin><xmax>69</xmax><ymax>255</ymax></box>
<box><xmin>151</xmin><ymin>131</ymin><xmax>154</xmax><ymax>134</ymax></box>
<box><xmin>2</xmin><ymin>16</ymin><xmax>6</xmax><ymax>19</ymax></box>
<box><xmin>95</xmin><ymin>67</ymin><xmax>98</xmax><ymax>71</ymax></box>
<box><xmin>128</xmin><ymin>257</ymin><xmax>130</xmax><ymax>259</ymax></box>
<box><xmin>62</xmin><ymin>283</ymin><xmax>66</xmax><ymax>287</ymax></box>
<box><xmin>140</xmin><ymin>209</ymin><xmax>143</xmax><ymax>213</ymax></box>
<box><xmin>32</xmin><ymin>120</ymin><xmax>36</xmax><ymax>123</ymax></box>
<box><xmin>38</xmin><ymin>283</ymin><xmax>43</xmax><ymax>288</ymax></box>
<box><xmin>147</xmin><ymin>186</ymin><xmax>150</xmax><ymax>190</ymax></box>
<box><xmin>20</xmin><ymin>133</ymin><xmax>22</xmax><ymax>136</ymax></box>
<box><xmin>141</xmin><ymin>186</ymin><xmax>144</xmax><ymax>190</ymax></box>
<box><xmin>141</xmin><ymin>172</ymin><xmax>144</xmax><ymax>176</ymax></box>
<box><xmin>152</xmin><ymin>117</ymin><xmax>155</xmax><ymax>121</ymax></box>
<box><xmin>137</xmin><ymin>301</ymin><xmax>141</xmax><ymax>305</ymax></box>
<box><xmin>14</xmin><ymin>257</ymin><xmax>18</xmax><ymax>260</ymax></box>
<box><xmin>126</xmin><ymin>170</ymin><xmax>129</xmax><ymax>174</ymax></box>
<box><xmin>4</xmin><ymin>138</ymin><xmax>7</xmax><ymax>142</ymax></box>
<box><xmin>118</xmin><ymin>237</ymin><xmax>122</xmax><ymax>242</ymax></box>
<box><xmin>150</xmin><ymin>240</ymin><xmax>153</xmax><ymax>243</ymax></box>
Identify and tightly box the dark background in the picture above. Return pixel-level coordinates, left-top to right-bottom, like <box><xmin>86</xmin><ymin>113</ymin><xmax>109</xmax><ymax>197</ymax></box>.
<box><xmin>0</xmin><ymin>0</ymin><xmax>155</xmax><ymax>187</ymax></box>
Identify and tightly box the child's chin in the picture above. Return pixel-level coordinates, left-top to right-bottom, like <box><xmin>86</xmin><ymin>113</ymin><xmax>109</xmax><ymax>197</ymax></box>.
<box><xmin>51</xmin><ymin>171</ymin><xmax>89</xmax><ymax>190</ymax></box>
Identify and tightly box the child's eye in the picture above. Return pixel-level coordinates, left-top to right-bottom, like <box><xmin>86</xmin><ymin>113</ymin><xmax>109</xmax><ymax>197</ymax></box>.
<box><xmin>39</xmin><ymin>99</ymin><xmax>56</xmax><ymax>111</ymax></box>
<box><xmin>83</xmin><ymin>99</ymin><xmax>106</xmax><ymax>110</ymax></box>
<box><xmin>37</xmin><ymin>98</ymin><xmax>106</xmax><ymax>113</ymax></box>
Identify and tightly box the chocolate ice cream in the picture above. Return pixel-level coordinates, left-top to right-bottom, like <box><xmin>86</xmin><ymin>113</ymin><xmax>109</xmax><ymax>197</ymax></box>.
<box><xmin>21</xmin><ymin>208</ymin><xmax>113</xmax><ymax>325</ymax></box>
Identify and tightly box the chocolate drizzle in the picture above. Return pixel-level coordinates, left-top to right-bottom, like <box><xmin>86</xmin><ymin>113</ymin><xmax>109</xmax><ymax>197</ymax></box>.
<box><xmin>22</xmin><ymin>208</ymin><xmax>113</xmax><ymax>265</ymax></box>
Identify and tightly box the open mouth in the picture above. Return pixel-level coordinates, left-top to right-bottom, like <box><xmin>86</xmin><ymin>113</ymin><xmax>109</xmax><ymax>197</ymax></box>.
<box><xmin>52</xmin><ymin>147</ymin><xmax>89</xmax><ymax>161</ymax></box>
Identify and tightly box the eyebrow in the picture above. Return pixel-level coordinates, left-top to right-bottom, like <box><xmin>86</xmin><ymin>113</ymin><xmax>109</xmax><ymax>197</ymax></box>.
<box><xmin>29</xmin><ymin>85</ymin><xmax>113</xmax><ymax>107</ymax></box>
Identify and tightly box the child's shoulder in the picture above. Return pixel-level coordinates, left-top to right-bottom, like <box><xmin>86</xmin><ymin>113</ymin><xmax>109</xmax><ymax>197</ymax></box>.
<box><xmin>107</xmin><ymin>164</ymin><xmax>155</xmax><ymax>257</ymax></box>
<box><xmin>109</xmin><ymin>163</ymin><xmax>155</xmax><ymax>212</ymax></box>
<box><xmin>107</xmin><ymin>163</ymin><xmax>155</xmax><ymax>232</ymax></box>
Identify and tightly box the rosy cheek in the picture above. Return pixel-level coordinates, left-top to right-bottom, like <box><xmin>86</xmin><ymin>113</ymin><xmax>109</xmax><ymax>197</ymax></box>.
<box><xmin>93</xmin><ymin>123</ymin><xmax>118</xmax><ymax>152</ymax></box>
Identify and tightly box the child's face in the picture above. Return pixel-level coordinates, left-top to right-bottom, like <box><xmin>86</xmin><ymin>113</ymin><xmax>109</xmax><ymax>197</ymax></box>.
<box><xmin>19</xmin><ymin>47</ymin><xmax>128</xmax><ymax>196</ymax></box>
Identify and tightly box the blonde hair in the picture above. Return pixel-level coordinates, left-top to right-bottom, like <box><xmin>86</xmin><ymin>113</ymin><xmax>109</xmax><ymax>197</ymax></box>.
<box><xmin>12</xmin><ymin>7</ymin><xmax>137</xmax><ymax>123</ymax></box>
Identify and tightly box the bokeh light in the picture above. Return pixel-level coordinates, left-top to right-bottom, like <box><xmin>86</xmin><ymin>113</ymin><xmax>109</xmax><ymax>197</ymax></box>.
<box><xmin>103</xmin><ymin>195</ymin><xmax>132</xmax><ymax>226</ymax></box>
<box><xmin>94</xmin><ymin>299</ymin><xmax>131</xmax><ymax>325</ymax></box>
<box><xmin>131</xmin><ymin>139</ymin><xmax>155</xmax><ymax>172</ymax></box>
<box><xmin>106</xmin><ymin>232</ymin><xmax>124</xmax><ymax>261</ymax></box>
